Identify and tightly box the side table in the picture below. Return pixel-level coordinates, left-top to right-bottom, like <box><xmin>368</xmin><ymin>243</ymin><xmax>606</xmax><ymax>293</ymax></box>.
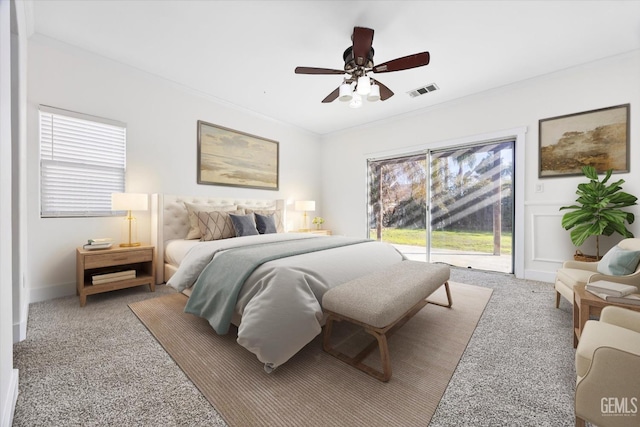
<box><xmin>292</xmin><ymin>229</ymin><xmax>332</xmax><ymax>235</ymax></box>
<box><xmin>573</xmin><ymin>283</ymin><xmax>640</xmax><ymax>348</ymax></box>
<box><xmin>76</xmin><ymin>244</ymin><xmax>156</xmax><ymax>306</ymax></box>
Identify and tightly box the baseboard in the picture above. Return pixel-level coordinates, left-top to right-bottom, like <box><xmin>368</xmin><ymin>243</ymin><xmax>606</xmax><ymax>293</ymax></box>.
<box><xmin>0</xmin><ymin>369</ymin><xmax>18</xmax><ymax>427</ymax></box>
<box><xmin>524</xmin><ymin>269</ymin><xmax>555</xmax><ymax>283</ymax></box>
<box><xmin>13</xmin><ymin>299</ymin><xmax>28</xmax><ymax>343</ymax></box>
<box><xmin>12</xmin><ymin>311</ymin><xmax>26</xmax><ymax>343</ymax></box>
<box><xmin>28</xmin><ymin>281</ymin><xmax>75</xmax><ymax>304</ymax></box>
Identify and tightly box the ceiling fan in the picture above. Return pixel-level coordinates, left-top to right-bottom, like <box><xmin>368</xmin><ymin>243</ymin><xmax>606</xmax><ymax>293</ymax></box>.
<box><xmin>294</xmin><ymin>26</ymin><xmax>430</xmax><ymax>107</ymax></box>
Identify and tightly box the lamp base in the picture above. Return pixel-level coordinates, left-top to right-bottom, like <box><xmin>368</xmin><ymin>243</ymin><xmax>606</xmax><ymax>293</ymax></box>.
<box><xmin>119</xmin><ymin>242</ymin><xmax>141</xmax><ymax>247</ymax></box>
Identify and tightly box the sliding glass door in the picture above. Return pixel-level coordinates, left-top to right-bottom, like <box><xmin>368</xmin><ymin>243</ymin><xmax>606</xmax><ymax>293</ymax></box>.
<box><xmin>429</xmin><ymin>141</ymin><xmax>514</xmax><ymax>272</ymax></box>
<box><xmin>368</xmin><ymin>154</ymin><xmax>427</xmax><ymax>261</ymax></box>
<box><xmin>368</xmin><ymin>140</ymin><xmax>514</xmax><ymax>274</ymax></box>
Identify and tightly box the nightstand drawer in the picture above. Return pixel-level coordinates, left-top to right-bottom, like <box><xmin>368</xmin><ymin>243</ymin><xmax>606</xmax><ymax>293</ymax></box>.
<box><xmin>84</xmin><ymin>249</ymin><xmax>153</xmax><ymax>269</ymax></box>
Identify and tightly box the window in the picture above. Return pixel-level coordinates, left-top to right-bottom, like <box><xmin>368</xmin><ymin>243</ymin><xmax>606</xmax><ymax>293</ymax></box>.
<box><xmin>39</xmin><ymin>105</ymin><xmax>126</xmax><ymax>217</ymax></box>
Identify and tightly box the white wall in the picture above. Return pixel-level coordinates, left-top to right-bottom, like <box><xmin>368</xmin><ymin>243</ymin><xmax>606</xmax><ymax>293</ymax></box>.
<box><xmin>1</xmin><ymin>1</ymin><xmax>19</xmax><ymax>424</ymax></box>
<box><xmin>23</xmin><ymin>34</ymin><xmax>640</xmax><ymax>297</ymax></box>
<box><xmin>320</xmin><ymin>50</ymin><xmax>640</xmax><ymax>282</ymax></box>
<box><xmin>26</xmin><ymin>35</ymin><xmax>323</xmax><ymax>302</ymax></box>
<box><xmin>11</xmin><ymin>0</ymin><xmax>27</xmax><ymax>344</ymax></box>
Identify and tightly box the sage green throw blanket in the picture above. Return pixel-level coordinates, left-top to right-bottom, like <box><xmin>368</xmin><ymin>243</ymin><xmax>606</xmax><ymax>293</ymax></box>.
<box><xmin>184</xmin><ymin>236</ymin><xmax>371</xmax><ymax>334</ymax></box>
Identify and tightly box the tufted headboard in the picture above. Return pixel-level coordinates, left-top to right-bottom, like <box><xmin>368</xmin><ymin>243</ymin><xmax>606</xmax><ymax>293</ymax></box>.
<box><xmin>151</xmin><ymin>194</ymin><xmax>285</xmax><ymax>283</ymax></box>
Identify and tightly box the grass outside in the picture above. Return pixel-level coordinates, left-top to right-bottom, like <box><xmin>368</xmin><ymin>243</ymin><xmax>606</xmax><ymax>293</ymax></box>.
<box><xmin>371</xmin><ymin>228</ymin><xmax>513</xmax><ymax>255</ymax></box>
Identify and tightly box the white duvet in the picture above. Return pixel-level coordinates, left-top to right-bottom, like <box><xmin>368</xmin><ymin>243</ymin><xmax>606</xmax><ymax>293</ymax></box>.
<box><xmin>167</xmin><ymin>233</ymin><xmax>404</xmax><ymax>371</ymax></box>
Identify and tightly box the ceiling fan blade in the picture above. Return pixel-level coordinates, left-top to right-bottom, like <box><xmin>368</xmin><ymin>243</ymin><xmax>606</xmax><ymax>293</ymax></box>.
<box><xmin>372</xmin><ymin>79</ymin><xmax>394</xmax><ymax>101</ymax></box>
<box><xmin>321</xmin><ymin>87</ymin><xmax>340</xmax><ymax>103</ymax></box>
<box><xmin>373</xmin><ymin>52</ymin><xmax>430</xmax><ymax>73</ymax></box>
<box><xmin>352</xmin><ymin>27</ymin><xmax>374</xmax><ymax>67</ymax></box>
<box><xmin>295</xmin><ymin>67</ymin><xmax>346</xmax><ymax>75</ymax></box>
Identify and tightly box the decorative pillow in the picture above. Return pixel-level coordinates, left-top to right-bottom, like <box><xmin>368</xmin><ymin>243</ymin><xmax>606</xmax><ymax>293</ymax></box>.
<box><xmin>597</xmin><ymin>245</ymin><xmax>640</xmax><ymax>276</ymax></box>
<box><xmin>244</xmin><ymin>209</ymin><xmax>284</xmax><ymax>233</ymax></box>
<box><xmin>197</xmin><ymin>209</ymin><xmax>245</xmax><ymax>241</ymax></box>
<box><xmin>184</xmin><ymin>202</ymin><xmax>236</xmax><ymax>239</ymax></box>
<box><xmin>229</xmin><ymin>214</ymin><xmax>259</xmax><ymax>237</ymax></box>
<box><xmin>255</xmin><ymin>213</ymin><xmax>278</xmax><ymax>234</ymax></box>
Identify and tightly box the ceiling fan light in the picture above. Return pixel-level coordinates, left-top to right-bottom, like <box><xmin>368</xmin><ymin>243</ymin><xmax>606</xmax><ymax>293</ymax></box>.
<box><xmin>356</xmin><ymin>75</ymin><xmax>371</xmax><ymax>96</ymax></box>
<box><xmin>367</xmin><ymin>84</ymin><xmax>380</xmax><ymax>102</ymax></box>
<box><xmin>338</xmin><ymin>83</ymin><xmax>353</xmax><ymax>102</ymax></box>
<box><xmin>349</xmin><ymin>92</ymin><xmax>363</xmax><ymax>109</ymax></box>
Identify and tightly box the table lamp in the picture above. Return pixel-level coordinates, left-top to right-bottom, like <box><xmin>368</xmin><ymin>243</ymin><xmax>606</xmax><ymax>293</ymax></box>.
<box><xmin>111</xmin><ymin>193</ymin><xmax>148</xmax><ymax>247</ymax></box>
<box><xmin>295</xmin><ymin>200</ymin><xmax>315</xmax><ymax>231</ymax></box>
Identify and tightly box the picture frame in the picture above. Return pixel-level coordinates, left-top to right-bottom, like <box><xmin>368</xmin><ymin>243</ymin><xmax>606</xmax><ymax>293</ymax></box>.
<box><xmin>538</xmin><ymin>104</ymin><xmax>630</xmax><ymax>178</ymax></box>
<box><xmin>197</xmin><ymin>120</ymin><xmax>279</xmax><ymax>190</ymax></box>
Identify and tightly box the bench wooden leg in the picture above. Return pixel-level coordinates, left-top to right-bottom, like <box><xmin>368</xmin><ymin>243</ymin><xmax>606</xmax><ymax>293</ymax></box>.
<box><xmin>323</xmin><ymin>316</ymin><xmax>392</xmax><ymax>382</ymax></box>
<box><xmin>323</xmin><ymin>281</ymin><xmax>453</xmax><ymax>382</ymax></box>
<box><xmin>322</xmin><ymin>315</ymin><xmax>335</xmax><ymax>352</ymax></box>
<box><xmin>368</xmin><ymin>329</ymin><xmax>391</xmax><ymax>381</ymax></box>
<box><xmin>426</xmin><ymin>281</ymin><xmax>453</xmax><ymax>308</ymax></box>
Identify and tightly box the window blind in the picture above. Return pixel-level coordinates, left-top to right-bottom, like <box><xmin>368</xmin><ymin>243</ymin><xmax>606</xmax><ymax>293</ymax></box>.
<box><xmin>39</xmin><ymin>105</ymin><xmax>126</xmax><ymax>217</ymax></box>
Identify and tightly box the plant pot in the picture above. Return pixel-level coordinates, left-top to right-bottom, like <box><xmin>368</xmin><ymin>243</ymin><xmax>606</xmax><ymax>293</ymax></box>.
<box><xmin>573</xmin><ymin>250</ymin><xmax>602</xmax><ymax>262</ymax></box>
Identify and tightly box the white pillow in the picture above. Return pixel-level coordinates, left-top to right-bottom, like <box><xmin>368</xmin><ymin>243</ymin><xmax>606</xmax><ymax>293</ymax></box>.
<box><xmin>184</xmin><ymin>202</ymin><xmax>236</xmax><ymax>239</ymax></box>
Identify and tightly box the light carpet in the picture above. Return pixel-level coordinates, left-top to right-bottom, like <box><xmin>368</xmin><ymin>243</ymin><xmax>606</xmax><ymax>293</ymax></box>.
<box><xmin>129</xmin><ymin>281</ymin><xmax>492</xmax><ymax>427</ymax></box>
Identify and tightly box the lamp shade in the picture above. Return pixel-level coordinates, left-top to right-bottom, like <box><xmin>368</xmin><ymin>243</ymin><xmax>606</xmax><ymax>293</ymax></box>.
<box><xmin>356</xmin><ymin>75</ymin><xmax>371</xmax><ymax>95</ymax></box>
<box><xmin>349</xmin><ymin>92</ymin><xmax>363</xmax><ymax>109</ymax></box>
<box><xmin>294</xmin><ymin>200</ymin><xmax>316</xmax><ymax>211</ymax></box>
<box><xmin>111</xmin><ymin>193</ymin><xmax>149</xmax><ymax>211</ymax></box>
<box><xmin>338</xmin><ymin>83</ymin><xmax>353</xmax><ymax>102</ymax></box>
<box><xmin>367</xmin><ymin>84</ymin><xmax>381</xmax><ymax>102</ymax></box>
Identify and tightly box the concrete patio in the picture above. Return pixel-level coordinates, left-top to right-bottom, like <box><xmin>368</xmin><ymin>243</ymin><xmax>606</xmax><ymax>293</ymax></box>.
<box><xmin>392</xmin><ymin>244</ymin><xmax>513</xmax><ymax>274</ymax></box>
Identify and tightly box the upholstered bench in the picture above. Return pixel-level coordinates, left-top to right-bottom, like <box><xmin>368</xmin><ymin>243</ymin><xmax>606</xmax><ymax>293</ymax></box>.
<box><xmin>322</xmin><ymin>261</ymin><xmax>452</xmax><ymax>382</ymax></box>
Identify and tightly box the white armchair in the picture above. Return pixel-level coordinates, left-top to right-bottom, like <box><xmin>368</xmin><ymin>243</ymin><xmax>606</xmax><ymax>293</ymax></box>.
<box><xmin>575</xmin><ymin>306</ymin><xmax>640</xmax><ymax>426</ymax></box>
<box><xmin>555</xmin><ymin>238</ymin><xmax>640</xmax><ymax>307</ymax></box>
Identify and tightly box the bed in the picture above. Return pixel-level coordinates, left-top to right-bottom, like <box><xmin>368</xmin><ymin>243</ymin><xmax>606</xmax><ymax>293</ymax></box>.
<box><xmin>150</xmin><ymin>194</ymin><xmax>405</xmax><ymax>371</ymax></box>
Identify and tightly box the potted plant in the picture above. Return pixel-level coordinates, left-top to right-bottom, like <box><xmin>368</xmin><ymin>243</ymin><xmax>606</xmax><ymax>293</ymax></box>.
<box><xmin>560</xmin><ymin>166</ymin><xmax>637</xmax><ymax>259</ymax></box>
<box><xmin>312</xmin><ymin>216</ymin><xmax>325</xmax><ymax>230</ymax></box>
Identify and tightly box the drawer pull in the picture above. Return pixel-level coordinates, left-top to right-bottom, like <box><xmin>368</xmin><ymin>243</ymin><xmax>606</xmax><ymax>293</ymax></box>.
<box><xmin>113</xmin><ymin>256</ymin><xmax>128</xmax><ymax>261</ymax></box>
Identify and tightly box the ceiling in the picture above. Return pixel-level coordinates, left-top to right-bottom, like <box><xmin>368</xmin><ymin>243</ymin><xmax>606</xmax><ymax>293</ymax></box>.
<box><xmin>27</xmin><ymin>1</ymin><xmax>640</xmax><ymax>135</ymax></box>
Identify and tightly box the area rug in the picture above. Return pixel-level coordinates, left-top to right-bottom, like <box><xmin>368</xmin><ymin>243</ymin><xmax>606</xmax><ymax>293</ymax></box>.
<box><xmin>129</xmin><ymin>282</ymin><xmax>492</xmax><ymax>427</ymax></box>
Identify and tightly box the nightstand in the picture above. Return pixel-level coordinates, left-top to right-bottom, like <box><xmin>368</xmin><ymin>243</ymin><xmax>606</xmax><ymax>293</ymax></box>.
<box><xmin>294</xmin><ymin>229</ymin><xmax>332</xmax><ymax>235</ymax></box>
<box><xmin>76</xmin><ymin>244</ymin><xmax>156</xmax><ymax>307</ymax></box>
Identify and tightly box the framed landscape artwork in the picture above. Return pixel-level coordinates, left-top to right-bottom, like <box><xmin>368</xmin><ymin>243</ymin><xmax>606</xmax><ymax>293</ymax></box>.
<box><xmin>539</xmin><ymin>104</ymin><xmax>630</xmax><ymax>178</ymax></box>
<box><xmin>197</xmin><ymin>120</ymin><xmax>279</xmax><ymax>190</ymax></box>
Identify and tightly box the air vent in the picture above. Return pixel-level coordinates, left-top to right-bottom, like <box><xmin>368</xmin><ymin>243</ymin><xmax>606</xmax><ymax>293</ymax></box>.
<box><xmin>407</xmin><ymin>83</ymin><xmax>439</xmax><ymax>98</ymax></box>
